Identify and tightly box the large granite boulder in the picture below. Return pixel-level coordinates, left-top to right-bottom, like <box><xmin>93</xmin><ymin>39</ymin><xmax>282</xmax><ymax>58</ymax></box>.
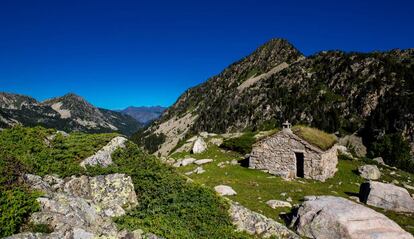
<box><xmin>338</xmin><ymin>134</ymin><xmax>367</xmax><ymax>158</ymax></box>
<box><xmin>192</xmin><ymin>137</ymin><xmax>207</xmax><ymax>154</ymax></box>
<box><xmin>15</xmin><ymin>173</ymin><xmax>138</xmax><ymax>238</ymax></box>
<box><xmin>80</xmin><ymin>136</ymin><xmax>127</xmax><ymax>168</ymax></box>
<box><xmin>358</xmin><ymin>165</ymin><xmax>381</xmax><ymax>180</ymax></box>
<box><xmin>229</xmin><ymin>201</ymin><xmax>299</xmax><ymax>238</ymax></box>
<box><xmin>291</xmin><ymin>196</ymin><xmax>413</xmax><ymax>239</ymax></box>
<box><xmin>360</xmin><ymin>181</ymin><xmax>414</xmax><ymax>213</ymax></box>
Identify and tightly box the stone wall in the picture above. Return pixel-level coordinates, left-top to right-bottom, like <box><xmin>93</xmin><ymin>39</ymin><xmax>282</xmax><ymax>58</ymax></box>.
<box><xmin>249</xmin><ymin>131</ymin><xmax>337</xmax><ymax>181</ymax></box>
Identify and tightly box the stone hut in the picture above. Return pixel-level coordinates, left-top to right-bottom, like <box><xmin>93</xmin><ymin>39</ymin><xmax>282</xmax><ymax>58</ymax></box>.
<box><xmin>249</xmin><ymin>122</ymin><xmax>338</xmax><ymax>181</ymax></box>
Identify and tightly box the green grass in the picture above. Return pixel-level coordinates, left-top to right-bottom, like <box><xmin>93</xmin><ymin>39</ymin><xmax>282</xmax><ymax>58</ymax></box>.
<box><xmin>220</xmin><ymin>132</ymin><xmax>257</xmax><ymax>154</ymax></box>
<box><xmin>292</xmin><ymin>125</ymin><xmax>337</xmax><ymax>150</ymax></box>
<box><xmin>173</xmin><ymin>144</ymin><xmax>414</xmax><ymax>235</ymax></box>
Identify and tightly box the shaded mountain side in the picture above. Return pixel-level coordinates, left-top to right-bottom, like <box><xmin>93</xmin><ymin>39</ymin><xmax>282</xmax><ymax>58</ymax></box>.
<box><xmin>118</xmin><ymin>106</ymin><xmax>166</xmax><ymax>124</ymax></box>
<box><xmin>133</xmin><ymin>39</ymin><xmax>414</xmax><ymax>171</ymax></box>
<box><xmin>0</xmin><ymin>92</ymin><xmax>142</xmax><ymax>135</ymax></box>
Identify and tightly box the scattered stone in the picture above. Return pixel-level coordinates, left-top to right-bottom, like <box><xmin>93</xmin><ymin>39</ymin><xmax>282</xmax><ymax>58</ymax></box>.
<box><xmin>229</xmin><ymin>201</ymin><xmax>299</xmax><ymax>238</ymax></box>
<box><xmin>358</xmin><ymin>164</ymin><xmax>381</xmax><ymax>180</ymax></box>
<box><xmin>192</xmin><ymin>137</ymin><xmax>207</xmax><ymax>154</ymax></box>
<box><xmin>303</xmin><ymin>195</ymin><xmax>316</xmax><ymax>201</ymax></box>
<box><xmin>392</xmin><ymin>179</ymin><xmax>400</xmax><ymax>185</ymax></box>
<box><xmin>185</xmin><ymin>166</ymin><xmax>206</xmax><ymax>175</ymax></box>
<box><xmin>173</xmin><ymin>157</ymin><xmax>197</xmax><ymax>167</ymax></box>
<box><xmin>291</xmin><ymin>196</ymin><xmax>413</xmax><ymax>239</ymax></box>
<box><xmin>80</xmin><ymin>136</ymin><xmax>127</xmax><ymax>168</ymax></box>
<box><xmin>217</xmin><ymin>162</ymin><xmax>226</xmax><ymax>168</ymax></box>
<box><xmin>266</xmin><ymin>200</ymin><xmax>292</xmax><ymax>209</ymax></box>
<box><xmin>209</xmin><ymin>137</ymin><xmax>223</xmax><ymax>146</ymax></box>
<box><xmin>286</xmin><ymin>197</ymin><xmax>293</xmax><ymax>202</ymax></box>
<box><xmin>390</xmin><ymin>171</ymin><xmax>396</xmax><ymax>175</ymax></box>
<box><xmin>230</xmin><ymin>159</ymin><xmax>239</xmax><ymax>165</ymax></box>
<box><xmin>373</xmin><ymin>157</ymin><xmax>385</xmax><ymax>165</ymax></box>
<box><xmin>214</xmin><ymin>185</ymin><xmax>237</xmax><ymax>196</ymax></box>
<box><xmin>359</xmin><ymin>181</ymin><xmax>414</xmax><ymax>213</ymax></box>
<box><xmin>403</xmin><ymin>183</ymin><xmax>414</xmax><ymax>191</ymax></box>
<box><xmin>194</xmin><ymin>159</ymin><xmax>213</xmax><ymax>165</ymax></box>
<box><xmin>280</xmin><ymin>192</ymin><xmax>287</xmax><ymax>197</ymax></box>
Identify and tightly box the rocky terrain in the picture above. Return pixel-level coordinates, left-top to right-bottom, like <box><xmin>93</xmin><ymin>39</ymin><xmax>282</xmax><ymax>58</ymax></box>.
<box><xmin>118</xmin><ymin>106</ymin><xmax>166</xmax><ymax>125</ymax></box>
<box><xmin>134</xmin><ymin>38</ymin><xmax>414</xmax><ymax>173</ymax></box>
<box><xmin>0</xmin><ymin>92</ymin><xmax>142</xmax><ymax>135</ymax></box>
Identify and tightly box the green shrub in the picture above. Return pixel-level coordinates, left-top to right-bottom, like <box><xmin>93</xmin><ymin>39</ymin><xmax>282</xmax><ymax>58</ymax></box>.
<box><xmin>88</xmin><ymin>142</ymin><xmax>251</xmax><ymax>239</ymax></box>
<box><xmin>221</xmin><ymin>132</ymin><xmax>256</xmax><ymax>154</ymax></box>
<box><xmin>370</xmin><ymin>133</ymin><xmax>413</xmax><ymax>173</ymax></box>
<box><xmin>0</xmin><ymin>189</ymin><xmax>40</xmax><ymax>237</ymax></box>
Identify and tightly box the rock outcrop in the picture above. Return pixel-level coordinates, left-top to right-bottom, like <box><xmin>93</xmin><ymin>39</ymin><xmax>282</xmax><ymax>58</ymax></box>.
<box><xmin>291</xmin><ymin>196</ymin><xmax>413</xmax><ymax>239</ymax></box>
<box><xmin>358</xmin><ymin>165</ymin><xmax>381</xmax><ymax>180</ymax></box>
<box><xmin>229</xmin><ymin>201</ymin><xmax>299</xmax><ymax>238</ymax></box>
<box><xmin>338</xmin><ymin>134</ymin><xmax>367</xmax><ymax>158</ymax></box>
<box><xmin>11</xmin><ymin>173</ymin><xmax>139</xmax><ymax>238</ymax></box>
<box><xmin>80</xmin><ymin>136</ymin><xmax>128</xmax><ymax>168</ymax></box>
<box><xmin>359</xmin><ymin>181</ymin><xmax>414</xmax><ymax>213</ymax></box>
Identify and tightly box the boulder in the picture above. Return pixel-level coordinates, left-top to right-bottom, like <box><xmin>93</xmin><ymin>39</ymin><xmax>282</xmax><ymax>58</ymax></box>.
<box><xmin>358</xmin><ymin>165</ymin><xmax>381</xmax><ymax>180</ymax></box>
<box><xmin>359</xmin><ymin>181</ymin><xmax>414</xmax><ymax>213</ymax></box>
<box><xmin>209</xmin><ymin>137</ymin><xmax>223</xmax><ymax>146</ymax></box>
<box><xmin>266</xmin><ymin>200</ymin><xmax>292</xmax><ymax>209</ymax></box>
<box><xmin>291</xmin><ymin>196</ymin><xmax>413</xmax><ymax>239</ymax></box>
<box><xmin>16</xmin><ymin>173</ymin><xmax>138</xmax><ymax>238</ymax></box>
<box><xmin>229</xmin><ymin>201</ymin><xmax>299</xmax><ymax>238</ymax></box>
<box><xmin>80</xmin><ymin>136</ymin><xmax>127</xmax><ymax>168</ymax></box>
<box><xmin>194</xmin><ymin>159</ymin><xmax>213</xmax><ymax>165</ymax></box>
<box><xmin>338</xmin><ymin>134</ymin><xmax>367</xmax><ymax>158</ymax></box>
<box><xmin>192</xmin><ymin>137</ymin><xmax>207</xmax><ymax>154</ymax></box>
<box><xmin>214</xmin><ymin>185</ymin><xmax>237</xmax><ymax>196</ymax></box>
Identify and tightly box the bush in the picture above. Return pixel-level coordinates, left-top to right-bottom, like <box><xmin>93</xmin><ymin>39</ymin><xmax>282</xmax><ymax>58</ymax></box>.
<box><xmin>370</xmin><ymin>133</ymin><xmax>413</xmax><ymax>173</ymax></box>
<box><xmin>221</xmin><ymin>132</ymin><xmax>256</xmax><ymax>154</ymax></box>
<box><xmin>88</xmin><ymin>142</ymin><xmax>251</xmax><ymax>238</ymax></box>
<box><xmin>0</xmin><ymin>189</ymin><xmax>40</xmax><ymax>237</ymax></box>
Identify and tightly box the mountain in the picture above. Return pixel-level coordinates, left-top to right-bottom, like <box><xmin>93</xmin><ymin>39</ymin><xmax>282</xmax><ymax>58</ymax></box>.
<box><xmin>0</xmin><ymin>92</ymin><xmax>142</xmax><ymax>135</ymax></box>
<box><xmin>118</xmin><ymin>106</ymin><xmax>166</xmax><ymax>124</ymax></box>
<box><xmin>133</xmin><ymin>38</ymin><xmax>414</xmax><ymax>167</ymax></box>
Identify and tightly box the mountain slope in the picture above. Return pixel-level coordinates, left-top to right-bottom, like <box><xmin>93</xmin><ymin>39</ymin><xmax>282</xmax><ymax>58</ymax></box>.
<box><xmin>0</xmin><ymin>93</ymin><xmax>142</xmax><ymax>135</ymax></box>
<box><xmin>134</xmin><ymin>39</ymin><xmax>414</xmax><ymax>166</ymax></box>
<box><xmin>118</xmin><ymin>106</ymin><xmax>166</xmax><ymax>124</ymax></box>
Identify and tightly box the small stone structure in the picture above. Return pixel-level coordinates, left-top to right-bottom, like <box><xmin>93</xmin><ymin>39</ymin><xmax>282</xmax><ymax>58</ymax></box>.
<box><xmin>249</xmin><ymin>122</ymin><xmax>338</xmax><ymax>181</ymax></box>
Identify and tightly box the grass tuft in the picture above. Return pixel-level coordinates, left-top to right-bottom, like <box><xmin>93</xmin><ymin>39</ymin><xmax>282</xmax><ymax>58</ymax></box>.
<box><xmin>292</xmin><ymin>125</ymin><xmax>337</xmax><ymax>150</ymax></box>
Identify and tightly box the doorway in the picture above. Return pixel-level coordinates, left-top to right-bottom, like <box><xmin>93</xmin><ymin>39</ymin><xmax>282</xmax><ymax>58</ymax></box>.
<box><xmin>295</xmin><ymin>152</ymin><xmax>304</xmax><ymax>178</ymax></box>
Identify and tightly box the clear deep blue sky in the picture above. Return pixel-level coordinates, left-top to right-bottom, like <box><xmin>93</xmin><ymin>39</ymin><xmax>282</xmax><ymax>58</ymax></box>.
<box><xmin>1</xmin><ymin>0</ymin><xmax>413</xmax><ymax>109</ymax></box>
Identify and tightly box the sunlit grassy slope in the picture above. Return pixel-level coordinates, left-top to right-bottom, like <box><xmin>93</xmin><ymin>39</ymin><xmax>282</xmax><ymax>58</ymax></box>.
<box><xmin>171</xmin><ymin>143</ymin><xmax>414</xmax><ymax>235</ymax></box>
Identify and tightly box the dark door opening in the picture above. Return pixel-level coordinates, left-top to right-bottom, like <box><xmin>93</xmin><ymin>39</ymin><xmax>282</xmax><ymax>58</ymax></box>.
<box><xmin>295</xmin><ymin>152</ymin><xmax>304</xmax><ymax>178</ymax></box>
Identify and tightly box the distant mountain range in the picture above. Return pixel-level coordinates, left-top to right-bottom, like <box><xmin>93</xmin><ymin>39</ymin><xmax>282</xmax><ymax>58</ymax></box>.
<box><xmin>0</xmin><ymin>92</ymin><xmax>142</xmax><ymax>135</ymax></box>
<box><xmin>117</xmin><ymin>106</ymin><xmax>166</xmax><ymax>125</ymax></box>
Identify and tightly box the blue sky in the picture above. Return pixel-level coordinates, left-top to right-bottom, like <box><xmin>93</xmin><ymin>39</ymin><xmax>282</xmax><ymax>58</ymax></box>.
<box><xmin>1</xmin><ymin>0</ymin><xmax>413</xmax><ymax>109</ymax></box>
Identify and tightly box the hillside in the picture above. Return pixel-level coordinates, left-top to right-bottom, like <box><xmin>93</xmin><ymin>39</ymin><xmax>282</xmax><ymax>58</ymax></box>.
<box><xmin>134</xmin><ymin>39</ymin><xmax>414</xmax><ymax>170</ymax></box>
<box><xmin>0</xmin><ymin>93</ymin><xmax>142</xmax><ymax>135</ymax></box>
<box><xmin>118</xmin><ymin>106</ymin><xmax>166</xmax><ymax>124</ymax></box>
<box><xmin>0</xmin><ymin>127</ymin><xmax>261</xmax><ymax>239</ymax></box>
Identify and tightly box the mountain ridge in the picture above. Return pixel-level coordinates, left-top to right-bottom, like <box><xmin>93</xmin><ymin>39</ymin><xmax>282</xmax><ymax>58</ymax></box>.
<box><xmin>118</xmin><ymin>105</ymin><xmax>167</xmax><ymax>125</ymax></box>
<box><xmin>0</xmin><ymin>92</ymin><xmax>142</xmax><ymax>135</ymax></box>
<box><xmin>134</xmin><ymin>38</ymin><xmax>414</xmax><ymax>170</ymax></box>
